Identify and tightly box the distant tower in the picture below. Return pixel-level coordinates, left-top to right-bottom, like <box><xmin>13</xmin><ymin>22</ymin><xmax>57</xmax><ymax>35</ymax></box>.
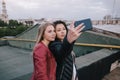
<box><xmin>0</xmin><ymin>0</ymin><xmax>9</xmax><ymax>23</ymax></box>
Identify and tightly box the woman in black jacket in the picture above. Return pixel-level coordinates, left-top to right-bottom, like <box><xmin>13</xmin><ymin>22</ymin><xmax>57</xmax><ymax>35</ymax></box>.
<box><xmin>49</xmin><ymin>20</ymin><xmax>84</xmax><ymax>80</ymax></box>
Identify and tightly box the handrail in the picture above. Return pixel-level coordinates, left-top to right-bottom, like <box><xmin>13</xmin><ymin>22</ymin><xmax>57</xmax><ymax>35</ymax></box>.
<box><xmin>0</xmin><ymin>38</ymin><xmax>36</xmax><ymax>42</ymax></box>
<box><xmin>75</xmin><ymin>43</ymin><xmax>120</xmax><ymax>49</ymax></box>
<box><xmin>0</xmin><ymin>38</ymin><xmax>120</xmax><ymax>49</ymax></box>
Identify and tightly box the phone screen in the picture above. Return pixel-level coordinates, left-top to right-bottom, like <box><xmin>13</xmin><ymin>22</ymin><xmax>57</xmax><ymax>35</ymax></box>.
<box><xmin>74</xmin><ymin>18</ymin><xmax>93</xmax><ymax>32</ymax></box>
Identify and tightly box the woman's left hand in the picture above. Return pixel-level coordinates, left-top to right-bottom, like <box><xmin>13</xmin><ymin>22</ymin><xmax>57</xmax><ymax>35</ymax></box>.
<box><xmin>67</xmin><ymin>21</ymin><xmax>85</xmax><ymax>43</ymax></box>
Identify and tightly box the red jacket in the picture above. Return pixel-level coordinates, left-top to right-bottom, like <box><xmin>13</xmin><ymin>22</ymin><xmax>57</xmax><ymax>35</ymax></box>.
<box><xmin>31</xmin><ymin>42</ymin><xmax>56</xmax><ymax>80</ymax></box>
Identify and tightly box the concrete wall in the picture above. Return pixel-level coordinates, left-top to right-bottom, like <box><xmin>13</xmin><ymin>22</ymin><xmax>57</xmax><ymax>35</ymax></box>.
<box><xmin>8</xmin><ymin>24</ymin><xmax>39</xmax><ymax>50</ymax></box>
<box><xmin>0</xmin><ymin>40</ymin><xmax>9</xmax><ymax>46</ymax></box>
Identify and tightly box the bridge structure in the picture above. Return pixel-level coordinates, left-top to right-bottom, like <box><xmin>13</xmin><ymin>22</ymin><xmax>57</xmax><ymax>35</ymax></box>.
<box><xmin>0</xmin><ymin>24</ymin><xmax>120</xmax><ymax>80</ymax></box>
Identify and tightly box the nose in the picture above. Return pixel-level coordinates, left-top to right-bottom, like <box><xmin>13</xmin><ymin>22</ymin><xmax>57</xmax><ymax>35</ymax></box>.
<box><xmin>62</xmin><ymin>30</ymin><xmax>66</xmax><ymax>35</ymax></box>
<box><xmin>61</xmin><ymin>30</ymin><xmax>65</xmax><ymax>33</ymax></box>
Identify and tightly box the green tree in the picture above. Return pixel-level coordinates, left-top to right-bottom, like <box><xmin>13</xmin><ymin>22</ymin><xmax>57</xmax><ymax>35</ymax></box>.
<box><xmin>0</xmin><ymin>28</ymin><xmax>5</xmax><ymax>37</ymax></box>
<box><xmin>16</xmin><ymin>25</ymin><xmax>28</xmax><ymax>34</ymax></box>
<box><xmin>8</xmin><ymin>20</ymin><xmax>18</xmax><ymax>27</ymax></box>
<box><xmin>0</xmin><ymin>19</ymin><xmax>7</xmax><ymax>27</ymax></box>
<box><xmin>0</xmin><ymin>19</ymin><xmax>29</xmax><ymax>38</ymax></box>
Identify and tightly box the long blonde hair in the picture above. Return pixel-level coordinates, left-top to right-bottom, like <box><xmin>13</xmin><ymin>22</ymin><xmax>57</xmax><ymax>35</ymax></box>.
<box><xmin>36</xmin><ymin>22</ymin><xmax>53</xmax><ymax>44</ymax></box>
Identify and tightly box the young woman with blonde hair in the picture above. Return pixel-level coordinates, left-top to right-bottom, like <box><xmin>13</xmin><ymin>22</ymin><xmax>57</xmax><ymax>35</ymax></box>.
<box><xmin>31</xmin><ymin>22</ymin><xmax>56</xmax><ymax>80</ymax></box>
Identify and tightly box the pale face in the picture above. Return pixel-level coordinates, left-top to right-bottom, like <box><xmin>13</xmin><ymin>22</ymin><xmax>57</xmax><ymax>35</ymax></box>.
<box><xmin>43</xmin><ymin>25</ymin><xmax>56</xmax><ymax>42</ymax></box>
<box><xmin>55</xmin><ymin>24</ymin><xmax>67</xmax><ymax>41</ymax></box>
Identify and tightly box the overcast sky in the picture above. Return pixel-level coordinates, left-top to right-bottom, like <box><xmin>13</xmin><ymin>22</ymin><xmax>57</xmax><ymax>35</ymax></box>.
<box><xmin>0</xmin><ymin>0</ymin><xmax>120</xmax><ymax>20</ymax></box>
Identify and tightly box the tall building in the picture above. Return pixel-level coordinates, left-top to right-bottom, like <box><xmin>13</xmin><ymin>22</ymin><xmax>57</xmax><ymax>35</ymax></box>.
<box><xmin>0</xmin><ymin>0</ymin><xmax>9</xmax><ymax>23</ymax></box>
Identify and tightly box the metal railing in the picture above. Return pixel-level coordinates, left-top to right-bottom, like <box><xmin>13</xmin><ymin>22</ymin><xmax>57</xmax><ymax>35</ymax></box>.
<box><xmin>75</xmin><ymin>43</ymin><xmax>120</xmax><ymax>49</ymax></box>
<box><xmin>0</xmin><ymin>38</ymin><xmax>120</xmax><ymax>49</ymax></box>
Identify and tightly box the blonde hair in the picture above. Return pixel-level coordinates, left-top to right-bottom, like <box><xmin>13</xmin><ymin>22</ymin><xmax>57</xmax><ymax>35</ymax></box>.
<box><xmin>36</xmin><ymin>22</ymin><xmax>53</xmax><ymax>44</ymax></box>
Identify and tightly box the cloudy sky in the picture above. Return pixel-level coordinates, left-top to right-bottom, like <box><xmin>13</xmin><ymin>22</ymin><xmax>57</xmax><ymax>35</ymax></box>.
<box><xmin>0</xmin><ymin>0</ymin><xmax>120</xmax><ymax>20</ymax></box>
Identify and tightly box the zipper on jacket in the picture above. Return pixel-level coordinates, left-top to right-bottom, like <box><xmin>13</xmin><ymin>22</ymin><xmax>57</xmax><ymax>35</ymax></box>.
<box><xmin>60</xmin><ymin>66</ymin><xmax>65</xmax><ymax>80</ymax></box>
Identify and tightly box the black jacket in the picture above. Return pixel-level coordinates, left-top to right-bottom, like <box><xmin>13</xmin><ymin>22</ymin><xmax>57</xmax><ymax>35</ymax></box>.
<box><xmin>49</xmin><ymin>37</ymin><xmax>75</xmax><ymax>80</ymax></box>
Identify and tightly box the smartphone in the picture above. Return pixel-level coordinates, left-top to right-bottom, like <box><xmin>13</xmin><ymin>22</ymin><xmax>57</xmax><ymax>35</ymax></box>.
<box><xmin>74</xmin><ymin>18</ymin><xmax>93</xmax><ymax>32</ymax></box>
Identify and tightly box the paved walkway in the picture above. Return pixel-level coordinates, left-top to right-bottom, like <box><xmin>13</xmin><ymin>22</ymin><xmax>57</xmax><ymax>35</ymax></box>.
<box><xmin>0</xmin><ymin>46</ymin><xmax>33</xmax><ymax>80</ymax></box>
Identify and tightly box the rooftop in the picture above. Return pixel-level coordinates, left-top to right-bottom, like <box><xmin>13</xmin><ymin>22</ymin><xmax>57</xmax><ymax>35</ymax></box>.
<box><xmin>0</xmin><ymin>45</ymin><xmax>120</xmax><ymax>80</ymax></box>
<box><xmin>93</xmin><ymin>25</ymin><xmax>120</xmax><ymax>34</ymax></box>
<box><xmin>0</xmin><ymin>46</ymin><xmax>33</xmax><ymax>80</ymax></box>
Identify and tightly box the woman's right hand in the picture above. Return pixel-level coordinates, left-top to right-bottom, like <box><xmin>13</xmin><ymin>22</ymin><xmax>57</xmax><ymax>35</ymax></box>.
<box><xmin>67</xmin><ymin>22</ymin><xmax>84</xmax><ymax>43</ymax></box>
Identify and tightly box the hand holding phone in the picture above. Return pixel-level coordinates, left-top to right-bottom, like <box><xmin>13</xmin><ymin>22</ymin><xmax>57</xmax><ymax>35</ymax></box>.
<box><xmin>74</xmin><ymin>18</ymin><xmax>93</xmax><ymax>32</ymax></box>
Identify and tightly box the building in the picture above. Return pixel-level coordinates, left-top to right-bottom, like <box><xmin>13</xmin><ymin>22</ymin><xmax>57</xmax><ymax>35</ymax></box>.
<box><xmin>0</xmin><ymin>0</ymin><xmax>9</xmax><ymax>23</ymax></box>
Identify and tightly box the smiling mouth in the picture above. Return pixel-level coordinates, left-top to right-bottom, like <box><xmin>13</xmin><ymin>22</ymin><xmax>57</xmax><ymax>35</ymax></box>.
<box><xmin>51</xmin><ymin>37</ymin><xmax>55</xmax><ymax>39</ymax></box>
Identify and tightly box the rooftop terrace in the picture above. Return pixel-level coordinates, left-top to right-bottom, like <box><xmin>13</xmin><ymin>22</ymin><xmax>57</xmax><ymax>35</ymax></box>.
<box><xmin>0</xmin><ymin>46</ymin><xmax>33</xmax><ymax>80</ymax></box>
<box><xmin>0</xmin><ymin>24</ymin><xmax>120</xmax><ymax>80</ymax></box>
<box><xmin>0</xmin><ymin>45</ymin><xmax>120</xmax><ymax>80</ymax></box>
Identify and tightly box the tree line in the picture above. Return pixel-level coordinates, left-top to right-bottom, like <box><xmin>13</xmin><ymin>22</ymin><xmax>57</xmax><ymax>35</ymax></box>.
<box><xmin>0</xmin><ymin>19</ymin><xmax>29</xmax><ymax>38</ymax></box>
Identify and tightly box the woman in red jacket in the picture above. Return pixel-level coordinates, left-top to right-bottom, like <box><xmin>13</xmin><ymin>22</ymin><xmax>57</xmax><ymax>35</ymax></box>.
<box><xmin>31</xmin><ymin>22</ymin><xmax>56</xmax><ymax>80</ymax></box>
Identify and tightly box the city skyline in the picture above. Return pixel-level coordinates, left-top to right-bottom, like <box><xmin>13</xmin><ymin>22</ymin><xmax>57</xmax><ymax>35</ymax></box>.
<box><xmin>0</xmin><ymin>0</ymin><xmax>120</xmax><ymax>20</ymax></box>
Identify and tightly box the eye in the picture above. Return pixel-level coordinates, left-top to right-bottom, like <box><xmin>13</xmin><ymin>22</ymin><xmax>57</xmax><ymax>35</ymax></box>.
<box><xmin>56</xmin><ymin>29</ymin><xmax>61</xmax><ymax>32</ymax></box>
<box><xmin>63</xmin><ymin>28</ymin><xmax>66</xmax><ymax>30</ymax></box>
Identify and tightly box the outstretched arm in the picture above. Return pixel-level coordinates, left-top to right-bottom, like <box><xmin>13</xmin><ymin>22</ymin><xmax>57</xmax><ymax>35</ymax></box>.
<box><xmin>49</xmin><ymin>22</ymin><xmax>84</xmax><ymax>62</ymax></box>
<box><xmin>49</xmin><ymin>37</ymin><xmax>74</xmax><ymax>62</ymax></box>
